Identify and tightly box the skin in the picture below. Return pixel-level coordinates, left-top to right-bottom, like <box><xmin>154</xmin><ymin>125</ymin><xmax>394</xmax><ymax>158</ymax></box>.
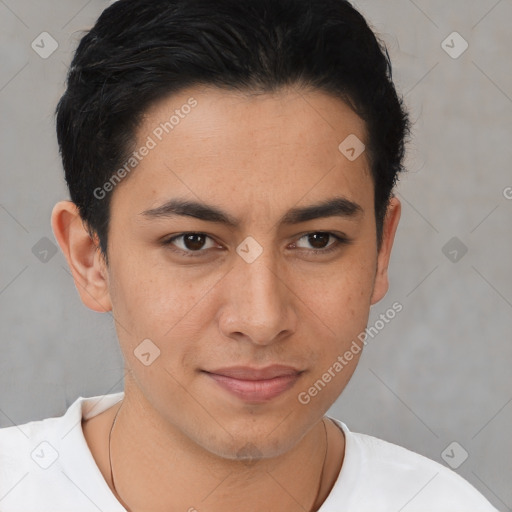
<box><xmin>52</xmin><ymin>84</ymin><xmax>401</xmax><ymax>512</ymax></box>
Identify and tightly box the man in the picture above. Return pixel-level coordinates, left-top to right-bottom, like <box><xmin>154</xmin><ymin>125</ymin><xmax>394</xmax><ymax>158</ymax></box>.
<box><xmin>0</xmin><ymin>0</ymin><xmax>499</xmax><ymax>510</ymax></box>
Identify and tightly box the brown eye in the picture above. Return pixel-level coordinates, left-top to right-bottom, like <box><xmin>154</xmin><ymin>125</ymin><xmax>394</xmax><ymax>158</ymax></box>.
<box><xmin>181</xmin><ymin>233</ymin><xmax>207</xmax><ymax>251</ymax></box>
<box><xmin>294</xmin><ymin>232</ymin><xmax>348</xmax><ymax>254</ymax></box>
<box><xmin>304</xmin><ymin>232</ymin><xmax>331</xmax><ymax>249</ymax></box>
<box><xmin>163</xmin><ymin>232</ymin><xmax>218</xmax><ymax>256</ymax></box>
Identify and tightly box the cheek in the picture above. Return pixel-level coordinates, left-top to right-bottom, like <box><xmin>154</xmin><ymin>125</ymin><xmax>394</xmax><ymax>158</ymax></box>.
<box><xmin>293</xmin><ymin>268</ymin><xmax>373</xmax><ymax>412</ymax></box>
<box><xmin>108</xmin><ymin>242</ymin><xmax>188</xmax><ymax>318</ymax></box>
<box><xmin>300</xmin><ymin>255</ymin><xmax>376</xmax><ymax>333</ymax></box>
<box><xmin>107</xmin><ymin>250</ymin><xmax>225</xmax><ymax>368</ymax></box>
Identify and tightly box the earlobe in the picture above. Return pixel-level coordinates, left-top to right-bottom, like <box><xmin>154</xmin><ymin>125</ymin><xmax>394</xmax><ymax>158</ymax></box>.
<box><xmin>370</xmin><ymin>197</ymin><xmax>401</xmax><ymax>305</ymax></box>
<box><xmin>51</xmin><ymin>200</ymin><xmax>112</xmax><ymax>313</ymax></box>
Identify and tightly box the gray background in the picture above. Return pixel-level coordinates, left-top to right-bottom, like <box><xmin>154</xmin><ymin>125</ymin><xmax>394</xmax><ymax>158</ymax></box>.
<box><xmin>0</xmin><ymin>0</ymin><xmax>510</xmax><ymax>510</ymax></box>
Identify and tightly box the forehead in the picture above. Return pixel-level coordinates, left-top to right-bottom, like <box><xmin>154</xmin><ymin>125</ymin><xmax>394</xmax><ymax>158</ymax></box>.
<box><xmin>112</xmin><ymin>85</ymin><xmax>373</xmax><ymax>221</ymax></box>
<box><xmin>140</xmin><ymin>84</ymin><xmax>368</xmax><ymax>159</ymax></box>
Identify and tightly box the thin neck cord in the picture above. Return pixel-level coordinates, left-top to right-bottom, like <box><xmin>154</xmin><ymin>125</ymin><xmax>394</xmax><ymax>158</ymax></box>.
<box><xmin>310</xmin><ymin>417</ymin><xmax>329</xmax><ymax>512</ymax></box>
<box><xmin>108</xmin><ymin>404</ymin><xmax>328</xmax><ymax>512</ymax></box>
<box><xmin>108</xmin><ymin>401</ymin><xmax>123</xmax><ymax>507</ymax></box>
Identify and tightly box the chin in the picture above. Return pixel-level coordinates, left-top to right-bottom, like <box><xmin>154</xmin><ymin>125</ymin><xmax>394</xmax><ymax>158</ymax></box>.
<box><xmin>207</xmin><ymin>437</ymin><xmax>294</xmax><ymax>463</ymax></box>
<box><xmin>189</xmin><ymin>415</ymin><xmax>308</xmax><ymax>463</ymax></box>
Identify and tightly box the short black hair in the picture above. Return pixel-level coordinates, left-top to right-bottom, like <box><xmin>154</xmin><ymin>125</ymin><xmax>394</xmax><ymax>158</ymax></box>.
<box><xmin>55</xmin><ymin>0</ymin><xmax>411</xmax><ymax>263</ymax></box>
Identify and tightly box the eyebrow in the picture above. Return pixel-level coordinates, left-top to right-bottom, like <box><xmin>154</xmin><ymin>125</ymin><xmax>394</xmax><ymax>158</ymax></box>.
<box><xmin>140</xmin><ymin>196</ymin><xmax>363</xmax><ymax>227</ymax></box>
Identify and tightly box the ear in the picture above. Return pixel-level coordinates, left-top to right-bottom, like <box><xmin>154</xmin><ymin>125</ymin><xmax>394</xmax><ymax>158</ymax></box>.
<box><xmin>370</xmin><ymin>196</ymin><xmax>401</xmax><ymax>305</ymax></box>
<box><xmin>51</xmin><ymin>200</ymin><xmax>112</xmax><ymax>313</ymax></box>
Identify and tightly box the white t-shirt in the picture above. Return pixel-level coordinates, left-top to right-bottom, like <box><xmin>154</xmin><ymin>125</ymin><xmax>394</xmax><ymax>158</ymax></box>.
<box><xmin>0</xmin><ymin>392</ymin><xmax>499</xmax><ymax>512</ymax></box>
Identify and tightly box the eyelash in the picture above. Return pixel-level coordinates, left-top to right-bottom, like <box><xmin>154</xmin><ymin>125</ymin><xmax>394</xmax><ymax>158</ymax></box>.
<box><xmin>161</xmin><ymin>232</ymin><xmax>351</xmax><ymax>258</ymax></box>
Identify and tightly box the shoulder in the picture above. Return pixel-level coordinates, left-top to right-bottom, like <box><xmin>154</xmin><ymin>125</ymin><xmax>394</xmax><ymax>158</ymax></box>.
<box><xmin>324</xmin><ymin>418</ymin><xmax>499</xmax><ymax>512</ymax></box>
<box><xmin>0</xmin><ymin>393</ymin><xmax>125</xmax><ymax>511</ymax></box>
<box><xmin>0</xmin><ymin>408</ymin><xmax>71</xmax><ymax>509</ymax></box>
<box><xmin>0</xmin><ymin>411</ymin><xmax>64</xmax><ymax>470</ymax></box>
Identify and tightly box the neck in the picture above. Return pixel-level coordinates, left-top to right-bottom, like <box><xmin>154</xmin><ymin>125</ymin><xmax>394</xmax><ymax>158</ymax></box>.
<box><xmin>106</xmin><ymin>383</ymin><xmax>340</xmax><ymax>512</ymax></box>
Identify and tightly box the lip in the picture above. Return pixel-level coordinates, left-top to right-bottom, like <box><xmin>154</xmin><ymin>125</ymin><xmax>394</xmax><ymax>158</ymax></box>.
<box><xmin>203</xmin><ymin>365</ymin><xmax>303</xmax><ymax>402</ymax></box>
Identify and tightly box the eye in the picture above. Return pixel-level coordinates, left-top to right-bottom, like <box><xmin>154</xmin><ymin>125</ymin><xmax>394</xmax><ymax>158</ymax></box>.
<box><xmin>163</xmin><ymin>232</ymin><xmax>219</xmax><ymax>257</ymax></box>
<box><xmin>292</xmin><ymin>232</ymin><xmax>350</xmax><ymax>255</ymax></box>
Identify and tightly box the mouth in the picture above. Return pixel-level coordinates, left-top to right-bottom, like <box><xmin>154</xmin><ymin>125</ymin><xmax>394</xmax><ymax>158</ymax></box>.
<box><xmin>202</xmin><ymin>365</ymin><xmax>304</xmax><ymax>403</ymax></box>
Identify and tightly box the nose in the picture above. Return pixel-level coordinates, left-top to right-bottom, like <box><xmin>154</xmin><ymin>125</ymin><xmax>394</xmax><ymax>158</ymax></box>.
<box><xmin>217</xmin><ymin>248</ymin><xmax>297</xmax><ymax>347</ymax></box>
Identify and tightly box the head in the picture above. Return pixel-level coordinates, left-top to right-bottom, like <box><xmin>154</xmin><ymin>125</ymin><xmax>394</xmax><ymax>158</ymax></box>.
<box><xmin>52</xmin><ymin>0</ymin><xmax>410</xmax><ymax>460</ymax></box>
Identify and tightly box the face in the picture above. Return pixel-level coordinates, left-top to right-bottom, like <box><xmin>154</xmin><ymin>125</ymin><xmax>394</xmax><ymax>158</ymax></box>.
<box><xmin>77</xmin><ymin>85</ymin><xmax>399</xmax><ymax>460</ymax></box>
